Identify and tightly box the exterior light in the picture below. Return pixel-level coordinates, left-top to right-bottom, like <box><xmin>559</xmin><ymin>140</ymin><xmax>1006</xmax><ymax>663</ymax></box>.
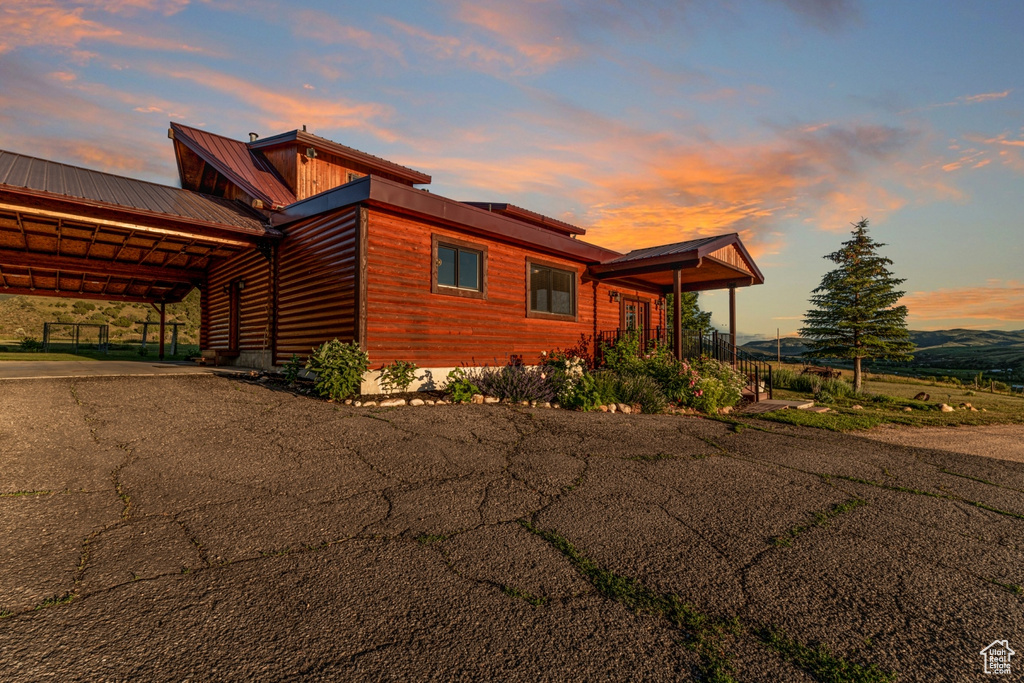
<box><xmin>610</xmin><ymin>290</ymin><xmax>620</xmax><ymax>303</ymax></box>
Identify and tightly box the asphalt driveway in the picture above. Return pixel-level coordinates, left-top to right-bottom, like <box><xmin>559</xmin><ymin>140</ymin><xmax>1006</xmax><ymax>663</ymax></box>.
<box><xmin>1</xmin><ymin>375</ymin><xmax>1022</xmax><ymax>681</ymax></box>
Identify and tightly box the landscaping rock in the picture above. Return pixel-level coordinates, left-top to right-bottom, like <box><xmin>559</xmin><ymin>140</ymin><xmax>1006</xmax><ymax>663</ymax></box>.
<box><xmin>607</xmin><ymin>403</ymin><xmax>616</xmax><ymax>413</ymax></box>
<box><xmin>484</xmin><ymin>397</ymin><xmax>500</xmax><ymax>404</ymax></box>
<box><xmin>520</xmin><ymin>401</ymin><xmax>530</xmax><ymax>407</ymax></box>
<box><xmin>903</xmin><ymin>407</ymin><xmax>912</xmax><ymax>412</ymax></box>
<box><xmin>362</xmin><ymin>401</ymin><xmax>377</xmax><ymax>407</ymax></box>
<box><xmin>424</xmin><ymin>400</ymin><xmax>435</xmax><ymax>406</ymax></box>
<box><xmin>914</xmin><ymin>392</ymin><xmax>930</xmax><ymax>401</ymax></box>
<box><xmin>719</xmin><ymin>406</ymin><xmax>733</xmax><ymax>415</ymax></box>
<box><xmin>959</xmin><ymin>402</ymin><xmax>973</xmax><ymax>409</ymax></box>
<box><xmin>552</xmin><ymin>403</ymin><xmax>560</xmax><ymax>409</ymax></box>
<box><xmin>379</xmin><ymin>398</ymin><xmax>406</xmax><ymax>408</ymax></box>
<box><xmin>618</xmin><ymin>404</ymin><xmax>632</xmax><ymax>414</ymax></box>
<box><xmin>344</xmin><ymin>399</ymin><xmax>352</xmax><ymax>405</ymax></box>
<box><xmin>436</xmin><ymin>399</ymin><xmax>448</xmax><ymax>405</ymax></box>
<box><xmin>599</xmin><ymin>405</ymin><xmax>608</xmax><ymax>412</ymax></box>
<box><xmin>938</xmin><ymin>403</ymin><xmax>954</xmax><ymax>412</ymax></box>
<box><xmin>541</xmin><ymin>402</ymin><xmax>551</xmax><ymax>409</ymax></box>
<box><xmin>353</xmin><ymin>401</ymin><xmax>362</xmax><ymax>407</ymax></box>
<box><xmin>409</xmin><ymin>398</ymin><xmax>425</xmax><ymax>406</ymax></box>
<box><xmin>851</xmin><ymin>405</ymin><xmax>863</xmax><ymax>410</ymax></box>
<box><xmin>471</xmin><ymin>394</ymin><xmax>484</xmax><ymax>404</ymax></box>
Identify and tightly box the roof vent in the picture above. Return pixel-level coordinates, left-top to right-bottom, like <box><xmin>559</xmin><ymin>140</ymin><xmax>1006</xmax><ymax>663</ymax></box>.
<box><xmin>305</xmin><ymin>147</ymin><xmax>318</xmax><ymax>159</ymax></box>
<box><xmin>249</xmin><ymin>132</ymin><xmax>259</xmax><ymax>142</ymax></box>
<box><xmin>302</xmin><ymin>125</ymin><xmax>307</xmax><ymax>132</ymax></box>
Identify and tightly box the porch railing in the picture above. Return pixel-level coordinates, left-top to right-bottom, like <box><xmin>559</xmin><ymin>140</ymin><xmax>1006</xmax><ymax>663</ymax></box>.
<box><xmin>595</xmin><ymin>327</ymin><xmax>773</xmax><ymax>402</ymax></box>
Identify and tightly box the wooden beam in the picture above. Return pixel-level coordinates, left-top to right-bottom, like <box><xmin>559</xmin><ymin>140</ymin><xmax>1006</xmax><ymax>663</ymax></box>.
<box><xmin>0</xmin><ymin>284</ymin><xmax>190</xmax><ymax>304</ymax></box>
<box><xmin>729</xmin><ymin>285</ymin><xmax>737</xmax><ymax>367</ymax></box>
<box><xmin>15</xmin><ymin>212</ymin><xmax>27</xmax><ymax>249</ymax></box>
<box><xmin>0</xmin><ymin>250</ymin><xmax>205</xmax><ymax>283</ymax></box>
<box><xmin>659</xmin><ymin>276</ymin><xmax>755</xmax><ymax>294</ymax></box>
<box><xmin>589</xmin><ymin>257</ymin><xmax>701</xmax><ymax>280</ymax></box>
<box><xmin>673</xmin><ymin>268</ymin><xmax>682</xmax><ymax>361</ymax></box>
<box><xmin>159</xmin><ymin>302</ymin><xmax>166</xmax><ymax>360</ymax></box>
<box><xmin>0</xmin><ymin>201</ymin><xmax>257</xmax><ymax>248</ymax></box>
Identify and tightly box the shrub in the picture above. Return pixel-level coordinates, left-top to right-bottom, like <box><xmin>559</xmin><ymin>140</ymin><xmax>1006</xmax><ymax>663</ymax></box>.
<box><xmin>591</xmin><ymin>370</ymin><xmax>620</xmax><ymax>405</ymax></box>
<box><xmin>542</xmin><ymin>334</ymin><xmax>594</xmax><ymax>370</ymax></box>
<box><xmin>19</xmin><ymin>337</ymin><xmax>41</xmax><ymax>352</ymax></box>
<box><xmin>614</xmin><ymin>374</ymin><xmax>668</xmax><ymax>414</ymax></box>
<box><xmin>72</xmin><ymin>301</ymin><xmax>95</xmax><ymax>315</ymax></box>
<box><xmin>379</xmin><ymin>360</ymin><xmax>419</xmax><ymax>395</ymax></box>
<box><xmin>111</xmin><ymin>316</ymin><xmax>133</xmax><ymax>328</ymax></box>
<box><xmin>772</xmin><ymin>367</ymin><xmax>797</xmax><ymax>389</ymax></box>
<box><xmin>689</xmin><ymin>356</ymin><xmax>747</xmax><ymax>410</ymax></box>
<box><xmin>283</xmin><ymin>354</ymin><xmax>303</xmax><ymax>383</ymax></box>
<box><xmin>471</xmin><ymin>364</ymin><xmax>555</xmax><ymax>403</ymax></box>
<box><xmin>819</xmin><ymin>377</ymin><xmax>855</xmax><ymax>399</ymax></box>
<box><xmin>304</xmin><ymin>339</ymin><xmax>370</xmax><ymax>401</ymax></box>
<box><xmin>789</xmin><ymin>374</ymin><xmax>822</xmax><ymax>394</ymax></box>
<box><xmin>443</xmin><ymin>367</ymin><xmax>479</xmax><ymax>404</ymax></box>
<box><xmin>599</xmin><ymin>330</ymin><xmax>646</xmax><ymax>376</ymax></box>
<box><xmin>555</xmin><ymin>370</ymin><xmax>603</xmax><ymax>411</ymax></box>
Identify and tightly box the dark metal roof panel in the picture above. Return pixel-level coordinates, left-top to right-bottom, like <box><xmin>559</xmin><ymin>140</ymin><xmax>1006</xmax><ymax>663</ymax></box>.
<box><xmin>0</xmin><ymin>149</ymin><xmax>272</xmax><ymax>234</ymax></box>
<box><xmin>170</xmin><ymin>123</ymin><xmax>296</xmax><ymax>207</ymax></box>
<box><xmin>461</xmin><ymin>202</ymin><xmax>587</xmax><ymax>235</ymax></box>
<box><xmin>608</xmin><ymin>235</ymin><xmax>725</xmax><ymax>263</ymax></box>
<box><xmin>251</xmin><ymin>129</ymin><xmax>432</xmax><ymax>185</ymax></box>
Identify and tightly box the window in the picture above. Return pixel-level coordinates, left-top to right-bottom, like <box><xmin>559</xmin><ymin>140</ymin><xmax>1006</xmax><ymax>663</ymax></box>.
<box><xmin>431</xmin><ymin>235</ymin><xmax>486</xmax><ymax>299</ymax></box>
<box><xmin>528</xmin><ymin>261</ymin><xmax>576</xmax><ymax>320</ymax></box>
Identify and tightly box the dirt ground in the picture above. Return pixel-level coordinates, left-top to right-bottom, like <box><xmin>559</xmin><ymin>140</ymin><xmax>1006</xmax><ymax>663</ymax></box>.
<box><xmin>859</xmin><ymin>423</ymin><xmax>1024</xmax><ymax>464</ymax></box>
<box><xmin>1</xmin><ymin>375</ymin><xmax>1022</xmax><ymax>682</ymax></box>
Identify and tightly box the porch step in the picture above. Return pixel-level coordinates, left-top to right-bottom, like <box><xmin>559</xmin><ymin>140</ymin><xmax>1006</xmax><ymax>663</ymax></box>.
<box><xmin>738</xmin><ymin>399</ymin><xmax>814</xmax><ymax>415</ymax></box>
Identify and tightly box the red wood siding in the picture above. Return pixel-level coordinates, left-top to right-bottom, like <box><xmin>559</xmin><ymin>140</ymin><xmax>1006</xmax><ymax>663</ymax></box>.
<box><xmin>274</xmin><ymin>207</ymin><xmax>359</xmax><ymax>364</ymax></box>
<box><xmin>205</xmin><ymin>249</ymin><xmax>272</xmax><ymax>350</ymax></box>
<box><xmin>364</xmin><ymin>208</ymin><xmax>660</xmax><ymax>368</ymax></box>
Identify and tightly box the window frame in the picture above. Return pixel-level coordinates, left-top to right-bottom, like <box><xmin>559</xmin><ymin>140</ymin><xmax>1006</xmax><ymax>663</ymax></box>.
<box><xmin>526</xmin><ymin>258</ymin><xmax>578</xmax><ymax>322</ymax></box>
<box><xmin>431</xmin><ymin>234</ymin><xmax>487</xmax><ymax>300</ymax></box>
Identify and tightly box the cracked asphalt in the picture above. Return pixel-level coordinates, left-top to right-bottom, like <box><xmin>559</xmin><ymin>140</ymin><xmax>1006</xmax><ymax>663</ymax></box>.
<box><xmin>1</xmin><ymin>375</ymin><xmax>1022</xmax><ymax>681</ymax></box>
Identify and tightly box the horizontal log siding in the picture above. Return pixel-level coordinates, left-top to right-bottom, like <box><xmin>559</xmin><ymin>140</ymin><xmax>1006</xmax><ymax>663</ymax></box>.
<box><xmin>205</xmin><ymin>249</ymin><xmax>272</xmax><ymax>350</ymax></box>
<box><xmin>274</xmin><ymin>207</ymin><xmax>359</xmax><ymax>364</ymax></box>
<box><xmin>364</xmin><ymin>209</ymin><xmax>660</xmax><ymax>368</ymax></box>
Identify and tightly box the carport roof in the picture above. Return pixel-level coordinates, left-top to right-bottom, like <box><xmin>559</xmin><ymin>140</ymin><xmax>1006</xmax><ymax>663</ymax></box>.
<box><xmin>0</xmin><ymin>149</ymin><xmax>275</xmax><ymax>237</ymax></box>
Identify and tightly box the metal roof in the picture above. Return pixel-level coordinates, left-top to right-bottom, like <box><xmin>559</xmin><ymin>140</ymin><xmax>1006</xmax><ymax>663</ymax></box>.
<box><xmin>608</xmin><ymin>235</ymin><xmax>726</xmax><ymax>263</ymax></box>
<box><xmin>170</xmin><ymin>123</ymin><xmax>296</xmax><ymax>208</ymax></box>
<box><xmin>461</xmin><ymin>202</ymin><xmax>586</xmax><ymax>236</ymax></box>
<box><xmin>0</xmin><ymin>149</ymin><xmax>274</xmax><ymax>236</ymax></box>
<box><xmin>250</xmin><ymin>129</ymin><xmax>432</xmax><ymax>185</ymax></box>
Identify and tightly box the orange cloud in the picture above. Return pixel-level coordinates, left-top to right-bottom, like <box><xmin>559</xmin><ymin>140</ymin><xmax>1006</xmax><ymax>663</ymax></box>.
<box><xmin>0</xmin><ymin>0</ymin><xmax>205</xmax><ymax>54</ymax></box>
<box><xmin>293</xmin><ymin>10</ymin><xmax>404</xmax><ymax>64</ymax></box>
<box><xmin>384</xmin><ymin>19</ymin><xmax>523</xmax><ymax>76</ymax></box>
<box><xmin>147</xmin><ymin>64</ymin><xmax>397</xmax><ymax>141</ymax></box>
<box><xmin>904</xmin><ymin>281</ymin><xmax>1024</xmax><ymax>322</ymax></box>
<box><xmin>453</xmin><ymin>2</ymin><xmax>580</xmax><ymax>68</ymax></box>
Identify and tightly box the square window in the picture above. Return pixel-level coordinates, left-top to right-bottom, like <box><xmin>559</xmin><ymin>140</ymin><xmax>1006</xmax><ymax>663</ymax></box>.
<box><xmin>528</xmin><ymin>262</ymin><xmax>576</xmax><ymax>320</ymax></box>
<box><xmin>432</xmin><ymin>236</ymin><xmax>486</xmax><ymax>300</ymax></box>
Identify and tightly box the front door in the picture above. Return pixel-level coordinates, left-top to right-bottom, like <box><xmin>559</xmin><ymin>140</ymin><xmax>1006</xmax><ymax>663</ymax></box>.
<box><xmin>622</xmin><ymin>298</ymin><xmax>649</xmax><ymax>332</ymax></box>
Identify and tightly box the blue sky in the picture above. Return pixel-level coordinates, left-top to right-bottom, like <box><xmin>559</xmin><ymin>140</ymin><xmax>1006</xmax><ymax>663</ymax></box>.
<box><xmin>1</xmin><ymin>0</ymin><xmax>1021</xmax><ymax>337</ymax></box>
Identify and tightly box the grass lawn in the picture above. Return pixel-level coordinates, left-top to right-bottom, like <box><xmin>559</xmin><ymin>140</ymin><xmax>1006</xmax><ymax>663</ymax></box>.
<box><xmin>755</xmin><ymin>373</ymin><xmax>1024</xmax><ymax>432</ymax></box>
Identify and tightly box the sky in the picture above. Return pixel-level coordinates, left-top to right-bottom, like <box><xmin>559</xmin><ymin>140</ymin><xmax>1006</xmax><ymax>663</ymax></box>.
<box><xmin>1</xmin><ymin>0</ymin><xmax>1022</xmax><ymax>339</ymax></box>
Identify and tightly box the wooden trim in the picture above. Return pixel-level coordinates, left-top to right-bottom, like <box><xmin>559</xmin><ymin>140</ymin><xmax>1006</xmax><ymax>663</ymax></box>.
<box><xmin>0</xmin><ymin>250</ymin><xmax>205</xmax><ymax>283</ymax></box>
<box><xmin>430</xmin><ymin>233</ymin><xmax>488</xmax><ymax>300</ymax></box>
<box><xmin>270</xmin><ymin>240</ymin><xmax>279</xmax><ymax>363</ymax></box>
<box><xmin>357</xmin><ymin>206</ymin><xmax>369</xmax><ymax>348</ymax></box>
<box><xmin>526</xmin><ymin>257</ymin><xmax>578</xmax><ymax>322</ymax></box>
<box><xmin>619</xmin><ymin>294</ymin><xmax>653</xmax><ymax>329</ymax></box>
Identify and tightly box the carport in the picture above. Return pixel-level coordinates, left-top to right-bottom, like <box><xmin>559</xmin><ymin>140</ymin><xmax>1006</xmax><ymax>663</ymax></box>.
<box><xmin>0</xmin><ymin>150</ymin><xmax>281</xmax><ymax>358</ymax></box>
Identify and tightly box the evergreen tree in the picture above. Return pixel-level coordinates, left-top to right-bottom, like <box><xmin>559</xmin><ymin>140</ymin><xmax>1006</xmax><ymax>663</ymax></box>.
<box><xmin>800</xmin><ymin>218</ymin><xmax>914</xmax><ymax>391</ymax></box>
<box><xmin>667</xmin><ymin>292</ymin><xmax>713</xmax><ymax>330</ymax></box>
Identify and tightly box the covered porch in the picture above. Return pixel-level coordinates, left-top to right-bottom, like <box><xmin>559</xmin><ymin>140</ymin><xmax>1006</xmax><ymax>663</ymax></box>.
<box><xmin>0</xmin><ymin>149</ymin><xmax>280</xmax><ymax>359</ymax></box>
<box><xmin>588</xmin><ymin>233</ymin><xmax>771</xmax><ymax>399</ymax></box>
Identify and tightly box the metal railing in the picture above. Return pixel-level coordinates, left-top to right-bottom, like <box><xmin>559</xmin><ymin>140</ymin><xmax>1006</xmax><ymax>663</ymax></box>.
<box><xmin>596</xmin><ymin>327</ymin><xmax>773</xmax><ymax>402</ymax></box>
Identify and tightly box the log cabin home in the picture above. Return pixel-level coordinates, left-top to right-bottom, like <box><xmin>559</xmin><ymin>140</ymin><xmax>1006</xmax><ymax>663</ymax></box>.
<box><xmin>0</xmin><ymin>123</ymin><xmax>764</xmax><ymax>393</ymax></box>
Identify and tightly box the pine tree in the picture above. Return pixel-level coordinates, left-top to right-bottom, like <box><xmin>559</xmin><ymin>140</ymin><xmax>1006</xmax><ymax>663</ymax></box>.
<box><xmin>800</xmin><ymin>219</ymin><xmax>914</xmax><ymax>392</ymax></box>
<box><xmin>667</xmin><ymin>292</ymin><xmax>712</xmax><ymax>330</ymax></box>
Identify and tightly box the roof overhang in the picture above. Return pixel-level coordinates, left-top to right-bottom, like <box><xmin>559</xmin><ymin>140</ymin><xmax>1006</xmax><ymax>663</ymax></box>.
<box><xmin>0</xmin><ymin>193</ymin><xmax>269</xmax><ymax>303</ymax></box>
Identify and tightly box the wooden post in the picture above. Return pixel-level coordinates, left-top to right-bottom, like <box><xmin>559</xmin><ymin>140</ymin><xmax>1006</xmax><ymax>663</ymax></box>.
<box><xmin>158</xmin><ymin>303</ymin><xmax>166</xmax><ymax>360</ymax></box>
<box><xmin>777</xmin><ymin>327</ymin><xmax>780</xmax><ymax>364</ymax></box>
<box><xmin>673</xmin><ymin>268</ymin><xmax>682</xmax><ymax>361</ymax></box>
<box><xmin>729</xmin><ymin>285</ymin><xmax>737</xmax><ymax>367</ymax></box>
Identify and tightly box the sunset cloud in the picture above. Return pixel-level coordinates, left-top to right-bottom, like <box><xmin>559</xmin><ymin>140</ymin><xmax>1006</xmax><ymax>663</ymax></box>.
<box><xmin>904</xmin><ymin>281</ymin><xmax>1024</xmax><ymax>323</ymax></box>
<box><xmin>0</xmin><ymin>0</ymin><xmax>205</xmax><ymax>54</ymax></box>
<box><xmin>147</xmin><ymin>64</ymin><xmax>397</xmax><ymax>141</ymax></box>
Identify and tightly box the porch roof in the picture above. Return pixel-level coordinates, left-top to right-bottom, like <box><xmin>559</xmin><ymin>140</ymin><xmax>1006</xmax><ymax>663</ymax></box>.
<box><xmin>587</xmin><ymin>233</ymin><xmax>764</xmax><ymax>294</ymax></box>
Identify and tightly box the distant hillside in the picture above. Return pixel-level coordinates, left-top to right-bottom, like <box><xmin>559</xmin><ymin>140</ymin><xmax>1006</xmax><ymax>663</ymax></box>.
<box><xmin>741</xmin><ymin>329</ymin><xmax>1024</xmax><ymax>376</ymax></box>
<box><xmin>0</xmin><ymin>291</ymin><xmax>200</xmax><ymax>345</ymax></box>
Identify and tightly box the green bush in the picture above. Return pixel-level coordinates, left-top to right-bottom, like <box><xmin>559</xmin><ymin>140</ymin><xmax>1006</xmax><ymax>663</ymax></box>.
<box><xmin>789</xmin><ymin>374</ymin><xmax>822</xmax><ymax>394</ymax></box>
<box><xmin>304</xmin><ymin>339</ymin><xmax>370</xmax><ymax>401</ymax></box>
<box><xmin>591</xmin><ymin>370</ymin><xmax>620</xmax><ymax>405</ymax></box>
<box><xmin>556</xmin><ymin>370</ymin><xmax>603</xmax><ymax>411</ymax></box>
<box><xmin>379</xmin><ymin>360</ymin><xmax>419</xmax><ymax>394</ymax></box>
<box><xmin>689</xmin><ymin>357</ymin><xmax>747</xmax><ymax>410</ymax></box>
<box><xmin>19</xmin><ymin>337</ymin><xmax>41</xmax><ymax>351</ymax></box>
<box><xmin>819</xmin><ymin>377</ymin><xmax>855</xmax><ymax>399</ymax></box>
<box><xmin>614</xmin><ymin>374</ymin><xmax>668</xmax><ymax>414</ymax></box>
<box><xmin>72</xmin><ymin>301</ymin><xmax>95</xmax><ymax>315</ymax></box>
<box><xmin>599</xmin><ymin>330</ymin><xmax>646</xmax><ymax>376</ymax></box>
<box><xmin>443</xmin><ymin>367</ymin><xmax>479</xmax><ymax>404</ymax></box>
<box><xmin>283</xmin><ymin>354</ymin><xmax>303</xmax><ymax>383</ymax></box>
<box><xmin>111</xmin><ymin>316</ymin><xmax>133</xmax><ymax>328</ymax></box>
